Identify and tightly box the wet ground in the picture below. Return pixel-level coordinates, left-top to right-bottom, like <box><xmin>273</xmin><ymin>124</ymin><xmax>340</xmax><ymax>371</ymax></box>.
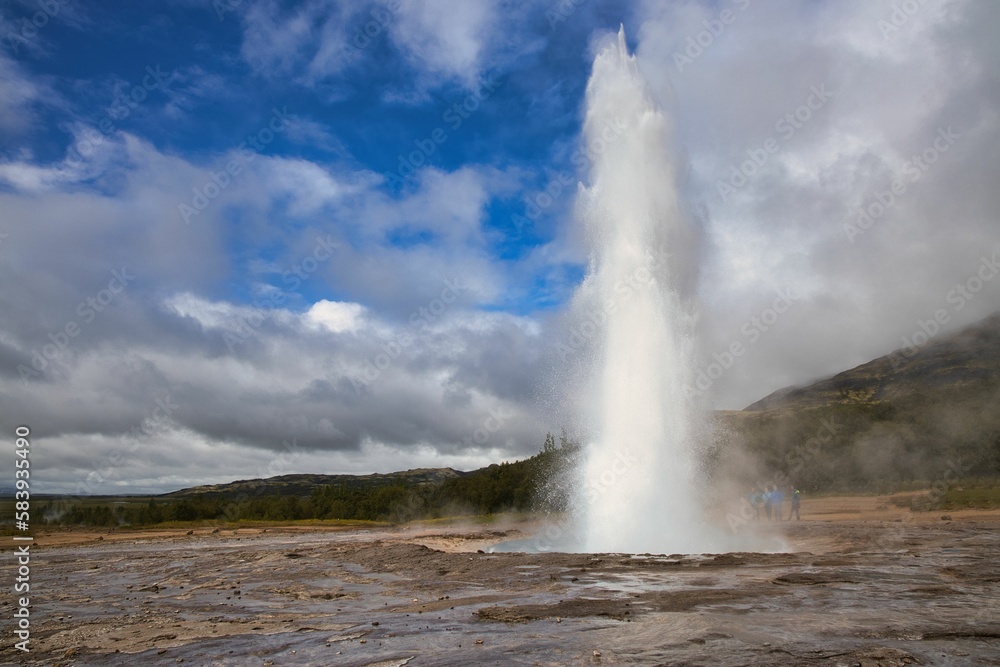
<box><xmin>3</xmin><ymin>517</ymin><xmax>999</xmax><ymax>666</ymax></box>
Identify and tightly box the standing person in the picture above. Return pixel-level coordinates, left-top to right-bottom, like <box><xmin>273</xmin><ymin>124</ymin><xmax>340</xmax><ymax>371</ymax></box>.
<box><xmin>772</xmin><ymin>485</ymin><xmax>784</xmax><ymax>522</ymax></box>
<box><xmin>763</xmin><ymin>485</ymin><xmax>773</xmax><ymax>521</ymax></box>
<box><xmin>750</xmin><ymin>487</ymin><xmax>762</xmax><ymax>521</ymax></box>
<box><xmin>789</xmin><ymin>488</ymin><xmax>801</xmax><ymax>520</ymax></box>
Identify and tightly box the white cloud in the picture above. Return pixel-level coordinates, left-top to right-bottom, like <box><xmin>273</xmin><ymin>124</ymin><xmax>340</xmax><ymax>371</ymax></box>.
<box><xmin>0</xmin><ymin>123</ymin><xmax>125</xmax><ymax>191</ymax></box>
<box><xmin>0</xmin><ymin>53</ymin><xmax>46</xmax><ymax>134</ymax></box>
<box><xmin>239</xmin><ymin>0</ymin><xmax>361</xmax><ymax>84</ymax></box>
<box><xmin>391</xmin><ymin>0</ymin><xmax>497</xmax><ymax>89</ymax></box>
<box><xmin>258</xmin><ymin>156</ymin><xmax>373</xmax><ymax>216</ymax></box>
<box><xmin>235</xmin><ymin>0</ymin><xmax>543</xmax><ymax>95</ymax></box>
<box><xmin>306</xmin><ymin>300</ymin><xmax>366</xmax><ymax>333</ymax></box>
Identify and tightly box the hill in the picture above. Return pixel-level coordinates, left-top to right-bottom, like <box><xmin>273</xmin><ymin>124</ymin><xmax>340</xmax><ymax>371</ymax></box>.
<box><xmin>745</xmin><ymin>312</ymin><xmax>1000</xmax><ymax>412</ymax></box>
<box><xmin>712</xmin><ymin>312</ymin><xmax>1000</xmax><ymax>493</ymax></box>
<box><xmin>162</xmin><ymin>468</ymin><xmax>465</xmax><ymax>499</ymax></box>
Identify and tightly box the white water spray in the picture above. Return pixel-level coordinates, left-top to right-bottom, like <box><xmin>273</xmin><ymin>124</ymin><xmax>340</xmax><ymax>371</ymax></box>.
<box><xmin>575</xmin><ymin>28</ymin><xmax>723</xmax><ymax>554</ymax></box>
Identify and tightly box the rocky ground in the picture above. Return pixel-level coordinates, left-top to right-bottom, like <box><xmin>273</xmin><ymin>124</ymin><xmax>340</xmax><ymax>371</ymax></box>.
<box><xmin>2</xmin><ymin>506</ymin><xmax>999</xmax><ymax>666</ymax></box>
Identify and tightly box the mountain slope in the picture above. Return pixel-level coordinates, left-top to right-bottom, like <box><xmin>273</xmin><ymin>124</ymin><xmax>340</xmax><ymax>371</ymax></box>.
<box><xmin>713</xmin><ymin>312</ymin><xmax>1000</xmax><ymax>493</ymax></box>
<box><xmin>746</xmin><ymin>312</ymin><xmax>1000</xmax><ymax>412</ymax></box>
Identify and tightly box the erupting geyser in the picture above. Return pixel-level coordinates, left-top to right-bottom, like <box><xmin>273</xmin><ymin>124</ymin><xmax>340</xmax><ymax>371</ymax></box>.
<box><xmin>575</xmin><ymin>28</ymin><xmax>722</xmax><ymax>554</ymax></box>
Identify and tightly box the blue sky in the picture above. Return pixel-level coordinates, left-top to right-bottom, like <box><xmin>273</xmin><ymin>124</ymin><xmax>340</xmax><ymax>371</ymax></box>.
<box><xmin>4</xmin><ymin>0</ymin><xmax>605</xmax><ymax>312</ymax></box>
<box><xmin>2</xmin><ymin>0</ymin><xmax>999</xmax><ymax>493</ymax></box>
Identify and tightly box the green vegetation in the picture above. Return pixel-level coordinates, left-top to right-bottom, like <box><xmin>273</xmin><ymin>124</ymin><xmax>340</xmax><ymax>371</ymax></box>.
<box><xmin>938</xmin><ymin>482</ymin><xmax>1000</xmax><ymax>510</ymax></box>
<box><xmin>31</xmin><ymin>433</ymin><xmax>580</xmax><ymax>529</ymax></box>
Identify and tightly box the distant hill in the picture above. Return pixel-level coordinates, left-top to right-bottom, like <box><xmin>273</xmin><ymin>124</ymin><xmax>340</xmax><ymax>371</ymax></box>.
<box><xmin>38</xmin><ymin>444</ymin><xmax>575</xmax><ymax>527</ymax></box>
<box><xmin>712</xmin><ymin>312</ymin><xmax>1000</xmax><ymax>493</ymax></box>
<box><xmin>163</xmin><ymin>468</ymin><xmax>465</xmax><ymax>499</ymax></box>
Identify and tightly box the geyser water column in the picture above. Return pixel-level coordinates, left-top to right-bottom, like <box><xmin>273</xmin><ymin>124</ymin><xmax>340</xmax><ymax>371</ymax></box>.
<box><xmin>577</xmin><ymin>28</ymin><xmax>713</xmax><ymax>554</ymax></box>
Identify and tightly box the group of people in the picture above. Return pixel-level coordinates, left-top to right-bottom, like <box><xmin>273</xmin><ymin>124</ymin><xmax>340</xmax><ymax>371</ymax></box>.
<box><xmin>749</xmin><ymin>485</ymin><xmax>801</xmax><ymax>521</ymax></box>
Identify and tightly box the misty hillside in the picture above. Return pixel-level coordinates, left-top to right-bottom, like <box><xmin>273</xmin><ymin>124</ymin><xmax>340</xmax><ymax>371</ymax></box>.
<box><xmin>745</xmin><ymin>312</ymin><xmax>1000</xmax><ymax>411</ymax></box>
<box><xmin>712</xmin><ymin>312</ymin><xmax>1000</xmax><ymax>493</ymax></box>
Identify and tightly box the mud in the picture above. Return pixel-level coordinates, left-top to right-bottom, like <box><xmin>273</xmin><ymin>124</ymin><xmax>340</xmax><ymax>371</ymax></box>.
<box><xmin>2</xmin><ymin>516</ymin><xmax>999</xmax><ymax>666</ymax></box>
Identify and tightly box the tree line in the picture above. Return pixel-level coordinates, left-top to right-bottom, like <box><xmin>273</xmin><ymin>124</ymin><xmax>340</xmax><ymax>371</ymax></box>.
<box><xmin>41</xmin><ymin>432</ymin><xmax>581</xmax><ymax>528</ymax></box>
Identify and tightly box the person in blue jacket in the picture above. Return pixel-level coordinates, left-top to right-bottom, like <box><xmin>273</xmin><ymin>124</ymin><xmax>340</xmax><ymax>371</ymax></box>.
<box><xmin>771</xmin><ymin>485</ymin><xmax>784</xmax><ymax>521</ymax></box>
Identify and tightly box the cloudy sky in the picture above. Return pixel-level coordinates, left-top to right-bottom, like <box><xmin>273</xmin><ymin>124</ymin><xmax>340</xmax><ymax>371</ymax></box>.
<box><xmin>1</xmin><ymin>0</ymin><xmax>997</xmax><ymax>493</ymax></box>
